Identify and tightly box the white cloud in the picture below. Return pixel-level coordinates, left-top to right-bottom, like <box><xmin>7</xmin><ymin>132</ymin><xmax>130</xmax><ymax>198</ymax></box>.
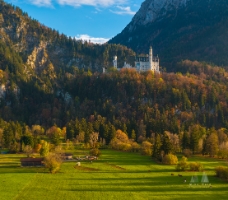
<box><xmin>110</xmin><ymin>6</ymin><xmax>136</xmax><ymax>15</ymax></box>
<box><xmin>14</xmin><ymin>0</ymin><xmax>137</xmax><ymax>15</ymax></box>
<box><xmin>26</xmin><ymin>0</ymin><xmax>128</xmax><ymax>7</ymax></box>
<box><xmin>57</xmin><ymin>0</ymin><xmax>127</xmax><ymax>7</ymax></box>
<box><xmin>75</xmin><ymin>34</ymin><xmax>109</xmax><ymax>44</ymax></box>
<box><xmin>28</xmin><ymin>0</ymin><xmax>52</xmax><ymax>7</ymax></box>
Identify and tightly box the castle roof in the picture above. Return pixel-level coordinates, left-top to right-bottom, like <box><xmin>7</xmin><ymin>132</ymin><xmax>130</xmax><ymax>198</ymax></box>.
<box><xmin>136</xmin><ymin>56</ymin><xmax>159</xmax><ymax>62</ymax></box>
<box><xmin>136</xmin><ymin>57</ymin><xmax>149</xmax><ymax>62</ymax></box>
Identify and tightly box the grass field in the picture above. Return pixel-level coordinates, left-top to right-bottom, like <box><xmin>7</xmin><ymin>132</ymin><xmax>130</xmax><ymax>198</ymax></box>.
<box><xmin>0</xmin><ymin>150</ymin><xmax>228</xmax><ymax>200</ymax></box>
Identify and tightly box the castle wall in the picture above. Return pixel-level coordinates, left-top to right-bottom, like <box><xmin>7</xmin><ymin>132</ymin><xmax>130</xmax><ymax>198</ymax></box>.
<box><xmin>113</xmin><ymin>47</ymin><xmax>159</xmax><ymax>73</ymax></box>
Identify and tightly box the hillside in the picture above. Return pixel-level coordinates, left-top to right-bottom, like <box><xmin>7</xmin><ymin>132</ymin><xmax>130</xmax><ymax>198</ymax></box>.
<box><xmin>0</xmin><ymin>0</ymin><xmax>135</xmax><ymax>91</ymax></box>
<box><xmin>0</xmin><ymin>1</ymin><xmax>135</xmax><ymax>73</ymax></box>
<box><xmin>0</xmin><ymin>1</ymin><xmax>228</xmax><ymax>139</ymax></box>
<box><xmin>109</xmin><ymin>0</ymin><xmax>228</xmax><ymax>69</ymax></box>
<box><xmin>1</xmin><ymin>59</ymin><xmax>228</xmax><ymax>132</ymax></box>
<box><xmin>0</xmin><ymin>0</ymin><xmax>136</xmax><ymax>124</ymax></box>
<box><xmin>1</xmin><ymin>60</ymin><xmax>228</xmax><ymax>155</ymax></box>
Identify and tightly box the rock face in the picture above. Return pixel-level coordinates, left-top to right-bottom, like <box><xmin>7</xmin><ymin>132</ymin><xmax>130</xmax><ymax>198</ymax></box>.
<box><xmin>131</xmin><ymin>0</ymin><xmax>189</xmax><ymax>26</ymax></box>
<box><xmin>109</xmin><ymin>0</ymin><xmax>228</xmax><ymax>69</ymax></box>
<box><xmin>26</xmin><ymin>41</ymin><xmax>48</xmax><ymax>70</ymax></box>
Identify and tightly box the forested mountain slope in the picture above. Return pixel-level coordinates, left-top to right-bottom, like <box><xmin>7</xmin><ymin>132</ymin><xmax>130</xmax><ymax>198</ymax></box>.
<box><xmin>109</xmin><ymin>0</ymin><xmax>228</xmax><ymax>69</ymax></box>
<box><xmin>1</xmin><ymin>60</ymin><xmax>228</xmax><ymax>131</ymax></box>
<box><xmin>2</xmin><ymin>60</ymin><xmax>228</xmax><ymax>155</ymax></box>
<box><xmin>0</xmin><ymin>1</ymin><xmax>134</xmax><ymax>73</ymax></box>
<box><xmin>0</xmin><ymin>0</ymin><xmax>228</xmax><ymax>142</ymax></box>
<box><xmin>0</xmin><ymin>0</ymin><xmax>135</xmax><ymax>101</ymax></box>
<box><xmin>0</xmin><ymin>0</ymin><xmax>135</xmax><ymax>124</ymax></box>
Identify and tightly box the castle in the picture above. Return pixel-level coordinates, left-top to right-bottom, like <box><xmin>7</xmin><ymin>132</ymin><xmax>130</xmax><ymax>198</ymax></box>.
<box><xmin>113</xmin><ymin>46</ymin><xmax>160</xmax><ymax>73</ymax></box>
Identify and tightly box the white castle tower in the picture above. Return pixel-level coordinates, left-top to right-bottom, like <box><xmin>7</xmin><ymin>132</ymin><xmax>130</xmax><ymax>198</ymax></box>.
<box><xmin>135</xmin><ymin>46</ymin><xmax>159</xmax><ymax>73</ymax></box>
<box><xmin>113</xmin><ymin>56</ymin><xmax>118</xmax><ymax>69</ymax></box>
<box><xmin>149</xmin><ymin>46</ymin><xmax>153</xmax><ymax>70</ymax></box>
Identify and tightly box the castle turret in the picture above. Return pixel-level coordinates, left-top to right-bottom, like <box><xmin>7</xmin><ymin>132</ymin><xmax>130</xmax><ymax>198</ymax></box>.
<box><xmin>149</xmin><ymin>46</ymin><xmax>153</xmax><ymax>70</ymax></box>
<box><xmin>113</xmin><ymin>56</ymin><xmax>118</xmax><ymax>69</ymax></box>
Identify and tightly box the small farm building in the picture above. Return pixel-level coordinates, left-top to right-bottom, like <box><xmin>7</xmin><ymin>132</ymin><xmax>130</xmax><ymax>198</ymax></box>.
<box><xmin>63</xmin><ymin>153</ymin><xmax>73</xmax><ymax>160</ymax></box>
<box><xmin>20</xmin><ymin>158</ymin><xmax>44</xmax><ymax>167</ymax></box>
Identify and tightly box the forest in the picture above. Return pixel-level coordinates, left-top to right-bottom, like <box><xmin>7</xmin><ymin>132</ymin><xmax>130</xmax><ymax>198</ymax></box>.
<box><xmin>1</xmin><ymin>60</ymin><xmax>228</xmax><ymax>161</ymax></box>
<box><xmin>1</xmin><ymin>0</ymin><xmax>228</xmax><ymax>163</ymax></box>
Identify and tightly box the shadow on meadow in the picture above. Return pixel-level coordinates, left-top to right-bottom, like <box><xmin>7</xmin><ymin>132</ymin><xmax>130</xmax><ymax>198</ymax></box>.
<box><xmin>66</xmin><ymin>177</ymin><xmax>182</xmax><ymax>184</ymax></box>
<box><xmin>0</xmin><ymin>163</ymin><xmax>20</xmax><ymax>166</ymax></box>
<box><xmin>0</xmin><ymin>156</ymin><xmax>25</xmax><ymax>159</ymax></box>
<box><xmin>64</xmin><ymin>187</ymin><xmax>225</xmax><ymax>193</ymax></box>
<box><xmin>72</xmin><ymin>168</ymin><xmax>173</xmax><ymax>173</ymax></box>
<box><xmin>63</xmin><ymin>181</ymin><xmax>225</xmax><ymax>192</ymax></box>
<box><xmin>100</xmin><ymin>157</ymin><xmax>152</xmax><ymax>165</ymax></box>
<box><xmin>0</xmin><ymin>166</ymin><xmax>47</xmax><ymax>174</ymax></box>
<box><xmin>64</xmin><ymin>173</ymin><xmax>221</xmax><ymax>185</ymax></box>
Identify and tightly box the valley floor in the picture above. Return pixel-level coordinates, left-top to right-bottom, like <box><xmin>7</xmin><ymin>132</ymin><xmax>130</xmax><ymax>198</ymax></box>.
<box><xmin>0</xmin><ymin>150</ymin><xmax>228</xmax><ymax>200</ymax></box>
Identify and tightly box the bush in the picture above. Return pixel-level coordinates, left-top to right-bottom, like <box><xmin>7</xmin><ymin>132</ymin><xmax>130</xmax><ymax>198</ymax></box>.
<box><xmin>215</xmin><ymin>166</ymin><xmax>228</xmax><ymax>179</ymax></box>
<box><xmin>44</xmin><ymin>152</ymin><xmax>62</xmax><ymax>174</ymax></box>
<box><xmin>121</xmin><ymin>143</ymin><xmax>132</xmax><ymax>151</ymax></box>
<box><xmin>163</xmin><ymin>154</ymin><xmax>178</xmax><ymax>165</ymax></box>
<box><xmin>23</xmin><ymin>145</ymin><xmax>33</xmax><ymax>157</ymax></box>
<box><xmin>217</xmin><ymin>149</ymin><xmax>228</xmax><ymax>159</ymax></box>
<box><xmin>176</xmin><ymin>156</ymin><xmax>188</xmax><ymax>171</ymax></box>
<box><xmin>110</xmin><ymin>138</ymin><xmax>132</xmax><ymax>152</ymax></box>
<box><xmin>89</xmin><ymin>148</ymin><xmax>101</xmax><ymax>157</ymax></box>
<box><xmin>141</xmin><ymin>141</ymin><xmax>153</xmax><ymax>156</ymax></box>
<box><xmin>189</xmin><ymin>162</ymin><xmax>203</xmax><ymax>171</ymax></box>
<box><xmin>40</xmin><ymin>141</ymin><xmax>49</xmax><ymax>157</ymax></box>
<box><xmin>131</xmin><ymin>142</ymin><xmax>140</xmax><ymax>152</ymax></box>
<box><xmin>183</xmin><ymin>149</ymin><xmax>192</xmax><ymax>158</ymax></box>
<box><xmin>82</xmin><ymin>143</ymin><xmax>90</xmax><ymax>149</ymax></box>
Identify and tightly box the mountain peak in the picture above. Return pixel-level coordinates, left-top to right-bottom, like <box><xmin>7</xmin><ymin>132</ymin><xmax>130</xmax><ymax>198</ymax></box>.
<box><xmin>109</xmin><ymin>0</ymin><xmax>228</xmax><ymax>68</ymax></box>
<box><xmin>132</xmin><ymin>0</ymin><xmax>189</xmax><ymax>26</ymax></box>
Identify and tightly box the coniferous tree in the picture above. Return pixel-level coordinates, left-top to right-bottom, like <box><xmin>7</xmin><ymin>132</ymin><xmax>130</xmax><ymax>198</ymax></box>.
<box><xmin>153</xmin><ymin>134</ymin><xmax>162</xmax><ymax>160</ymax></box>
<box><xmin>85</xmin><ymin>122</ymin><xmax>93</xmax><ymax>144</ymax></box>
<box><xmin>182</xmin><ymin>131</ymin><xmax>190</xmax><ymax>150</ymax></box>
<box><xmin>131</xmin><ymin>130</ymin><xmax>136</xmax><ymax>141</ymax></box>
<box><xmin>162</xmin><ymin>133</ymin><xmax>173</xmax><ymax>155</ymax></box>
<box><xmin>3</xmin><ymin>124</ymin><xmax>14</xmax><ymax>148</ymax></box>
<box><xmin>204</xmin><ymin>132</ymin><xmax>219</xmax><ymax>157</ymax></box>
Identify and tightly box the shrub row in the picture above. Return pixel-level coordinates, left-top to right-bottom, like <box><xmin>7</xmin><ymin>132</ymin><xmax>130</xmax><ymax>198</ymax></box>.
<box><xmin>176</xmin><ymin>156</ymin><xmax>203</xmax><ymax>171</ymax></box>
<box><xmin>189</xmin><ymin>162</ymin><xmax>203</xmax><ymax>171</ymax></box>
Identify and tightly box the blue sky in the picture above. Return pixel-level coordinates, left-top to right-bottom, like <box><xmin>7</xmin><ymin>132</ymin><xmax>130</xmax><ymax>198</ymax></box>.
<box><xmin>4</xmin><ymin>0</ymin><xmax>144</xmax><ymax>43</ymax></box>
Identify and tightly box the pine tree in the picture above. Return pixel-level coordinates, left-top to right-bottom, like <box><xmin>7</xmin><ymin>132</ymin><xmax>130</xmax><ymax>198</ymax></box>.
<box><xmin>204</xmin><ymin>132</ymin><xmax>219</xmax><ymax>157</ymax></box>
<box><xmin>66</xmin><ymin>122</ymin><xmax>74</xmax><ymax>140</ymax></box>
<box><xmin>190</xmin><ymin>130</ymin><xmax>199</xmax><ymax>154</ymax></box>
<box><xmin>85</xmin><ymin>122</ymin><xmax>93</xmax><ymax>144</ymax></box>
<box><xmin>109</xmin><ymin>124</ymin><xmax>116</xmax><ymax>142</ymax></box>
<box><xmin>131</xmin><ymin>130</ymin><xmax>136</xmax><ymax>141</ymax></box>
<box><xmin>182</xmin><ymin>131</ymin><xmax>190</xmax><ymax>149</ymax></box>
<box><xmin>153</xmin><ymin>134</ymin><xmax>162</xmax><ymax>159</ymax></box>
<box><xmin>162</xmin><ymin>133</ymin><xmax>173</xmax><ymax>155</ymax></box>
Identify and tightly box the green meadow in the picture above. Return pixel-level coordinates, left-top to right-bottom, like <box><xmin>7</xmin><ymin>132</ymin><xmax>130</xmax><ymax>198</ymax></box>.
<box><xmin>0</xmin><ymin>150</ymin><xmax>228</xmax><ymax>200</ymax></box>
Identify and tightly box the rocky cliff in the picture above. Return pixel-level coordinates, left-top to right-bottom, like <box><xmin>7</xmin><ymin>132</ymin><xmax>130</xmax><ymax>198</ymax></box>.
<box><xmin>131</xmin><ymin>0</ymin><xmax>189</xmax><ymax>26</ymax></box>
